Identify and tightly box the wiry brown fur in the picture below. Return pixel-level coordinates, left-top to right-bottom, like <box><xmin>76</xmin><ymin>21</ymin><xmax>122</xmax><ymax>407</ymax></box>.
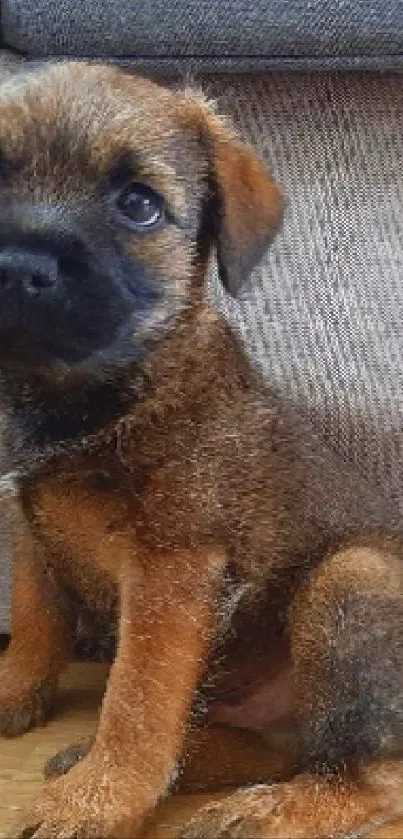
<box><xmin>0</xmin><ymin>61</ymin><xmax>403</xmax><ymax>838</ymax></box>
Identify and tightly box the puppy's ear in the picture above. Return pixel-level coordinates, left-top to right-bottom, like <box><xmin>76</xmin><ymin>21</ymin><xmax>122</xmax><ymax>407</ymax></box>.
<box><xmin>194</xmin><ymin>98</ymin><xmax>284</xmax><ymax>296</ymax></box>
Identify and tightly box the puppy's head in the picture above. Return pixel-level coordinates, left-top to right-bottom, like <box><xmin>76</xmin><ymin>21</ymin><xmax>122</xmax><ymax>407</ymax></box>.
<box><xmin>0</xmin><ymin>62</ymin><xmax>282</xmax><ymax>380</ymax></box>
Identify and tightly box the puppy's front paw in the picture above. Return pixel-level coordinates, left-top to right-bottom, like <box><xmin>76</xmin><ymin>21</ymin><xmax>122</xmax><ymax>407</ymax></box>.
<box><xmin>180</xmin><ymin>776</ymin><xmax>387</xmax><ymax>839</ymax></box>
<box><xmin>0</xmin><ymin>676</ymin><xmax>56</xmax><ymax>735</ymax></box>
<box><xmin>18</xmin><ymin>754</ymin><xmax>144</xmax><ymax>839</ymax></box>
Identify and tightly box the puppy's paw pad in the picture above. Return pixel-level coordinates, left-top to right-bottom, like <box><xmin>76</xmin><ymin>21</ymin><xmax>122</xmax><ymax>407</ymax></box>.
<box><xmin>14</xmin><ymin>824</ymin><xmax>41</xmax><ymax>839</ymax></box>
<box><xmin>44</xmin><ymin>737</ymin><xmax>94</xmax><ymax>779</ymax></box>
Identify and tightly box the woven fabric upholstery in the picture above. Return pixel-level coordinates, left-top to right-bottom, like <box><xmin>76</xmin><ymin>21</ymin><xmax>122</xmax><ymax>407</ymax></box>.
<box><xmin>3</xmin><ymin>0</ymin><xmax>403</xmax><ymax>71</ymax></box>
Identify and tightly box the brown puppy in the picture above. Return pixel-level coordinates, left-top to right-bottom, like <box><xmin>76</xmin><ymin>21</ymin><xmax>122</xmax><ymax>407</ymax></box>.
<box><xmin>0</xmin><ymin>61</ymin><xmax>403</xmax><ymax>839</ymax></box>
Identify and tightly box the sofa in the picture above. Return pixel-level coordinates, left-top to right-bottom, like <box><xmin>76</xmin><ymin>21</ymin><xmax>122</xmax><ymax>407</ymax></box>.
<box><xmin>1</xmin><ymin>0</ymin><xmax>403</xmax><ymax>630</ymax></box>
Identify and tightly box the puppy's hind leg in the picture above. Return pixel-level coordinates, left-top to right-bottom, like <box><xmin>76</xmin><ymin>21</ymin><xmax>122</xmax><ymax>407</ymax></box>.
<box><xmin>182</xmin><ymin>537</ymin><xmax>403</xmax><ymax>838</ymax></box>
<box><xmin>45</xmin><ymin>724</ymin><xmax>293</xmax><ymax>792</ymax></box>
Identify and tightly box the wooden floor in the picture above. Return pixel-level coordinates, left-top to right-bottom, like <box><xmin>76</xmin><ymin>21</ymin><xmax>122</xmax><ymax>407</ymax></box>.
<box><xmin>1</xmin><ymin>662</ymin><xmax>403</xmax><ymax>838</ymax></box>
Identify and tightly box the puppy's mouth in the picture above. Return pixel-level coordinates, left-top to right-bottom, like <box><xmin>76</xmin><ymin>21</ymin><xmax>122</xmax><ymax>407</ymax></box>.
<box><xmin>0</xmin><ymin>320</ymin><xmax>132</xmax><ymax>369</ymax></box>
<box><xmin>0</xmin><ymin>296</ymin><xmax>133</xmax><ymax>372</ymax></box>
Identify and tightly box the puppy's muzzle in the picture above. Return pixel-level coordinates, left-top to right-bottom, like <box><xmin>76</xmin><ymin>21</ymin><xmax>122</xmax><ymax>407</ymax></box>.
<box><xmin>0</xmin><ymin>228</ymin><xmax>154</xmax><ymax>370</ymax></box>
<box><xmin>0</xmin><ymin>248</ymin><xmax>59</xmax><ymax>297</ymax></box>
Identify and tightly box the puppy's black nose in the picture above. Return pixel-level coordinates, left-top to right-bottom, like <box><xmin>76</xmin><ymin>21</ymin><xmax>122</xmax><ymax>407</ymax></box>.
<box><xmin>0</xmin><ymin>248</ymin><xmax>59</xmax><ymax>296</ymax></box>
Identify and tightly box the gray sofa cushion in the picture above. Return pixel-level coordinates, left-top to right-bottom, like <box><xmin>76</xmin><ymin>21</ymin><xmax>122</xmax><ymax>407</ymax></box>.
<box><xmin>3</xmin><ymin>1</ymin><xmax>403</xmax><ymax>72</ymax></box>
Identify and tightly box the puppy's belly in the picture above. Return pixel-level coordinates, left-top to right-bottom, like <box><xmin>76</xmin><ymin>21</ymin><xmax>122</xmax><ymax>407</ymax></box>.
<box><xmin>208</xmin><ymin>665</ymin><xmax>295</xmax><ymax>732</ymax></box>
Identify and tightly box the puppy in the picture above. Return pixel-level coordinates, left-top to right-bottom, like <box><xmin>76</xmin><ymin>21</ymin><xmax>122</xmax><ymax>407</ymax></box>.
<box><xmin>0</xmin><ymin>61</ymin><xmax>403</xmax><ymax>839</ymax></box>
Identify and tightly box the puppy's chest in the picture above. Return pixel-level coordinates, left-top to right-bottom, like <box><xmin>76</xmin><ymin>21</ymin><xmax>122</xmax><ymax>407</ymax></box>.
<box><xmin>22</xmin><ymin>468</ymin><xmax>140</xmax><ymax>603</ymax></box>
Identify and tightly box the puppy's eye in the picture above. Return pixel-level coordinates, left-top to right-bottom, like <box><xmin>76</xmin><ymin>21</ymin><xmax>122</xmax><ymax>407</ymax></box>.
<box><xmin>116</xmin><ymin>183</ymin><xmax>164</xmax><ymax>230</ymax></box>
